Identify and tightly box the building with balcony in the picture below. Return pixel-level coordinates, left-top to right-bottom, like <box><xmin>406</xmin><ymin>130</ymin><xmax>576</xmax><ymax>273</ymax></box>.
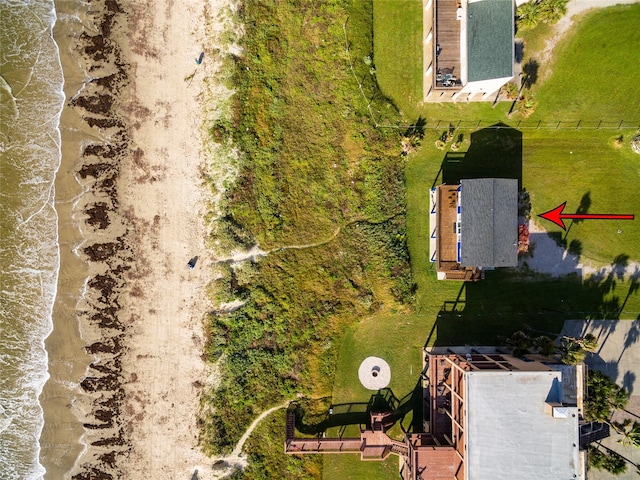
<box><xmin>429</xmin><ymin>178</ymin><xmax>518</xmax><ymax>281</ymax></box>
<box><xmin>285</xmin><ymin>346</ymin><xmax>586</xmax><ymax>480</ymax></box>
<box><xmin>420</xmin><ymin>346</ymin><xmax>586</xmax><ymax>480</ymax></box>
<box><xmin>423</xmin><ymin>0</ymin><xmax>515</xmax><ymax>101</ymax></box>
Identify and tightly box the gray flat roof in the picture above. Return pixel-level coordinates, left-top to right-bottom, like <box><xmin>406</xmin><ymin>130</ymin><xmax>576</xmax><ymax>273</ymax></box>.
<box><xmin>467</xmin><ymin>0</ymin><xmax>514</xmax><ymax>81</ymax></box>
<box><xmin>460</xmin><ymin>178</ymin><xmax>518</xmax><ymax>267</ymax></box>
<box><xmin>466</xmin><ymin>371</ymin><xmax>581</xmax><ymax>480</ymax></box>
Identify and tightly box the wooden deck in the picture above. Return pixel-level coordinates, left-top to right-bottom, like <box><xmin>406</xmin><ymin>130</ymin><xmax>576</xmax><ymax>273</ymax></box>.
<box><xmin>436</xmin><ymin>184</ymin><xmax>483</xmax><ymax>281</ymax></box>
<box><xmin>436</xmin><ymin>185</ymin><xmax>459</xmax><ymax>267</ymax></box>
<box><xmin>435</xmin><ymin>0</ymin><xmax>461</xmax><ymax>88</ymax></box>
<box><xmin>426</xmin><ymin>354</ymin><xmax>468</xmax><ymax>478</ymax></box>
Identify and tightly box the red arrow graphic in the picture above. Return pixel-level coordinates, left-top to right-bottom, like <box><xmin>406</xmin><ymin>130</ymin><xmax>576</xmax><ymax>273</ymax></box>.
<box><xmin>538</xmin><ymin>202</ymin><xmax>635</xmax><ymax>230</ymax></box>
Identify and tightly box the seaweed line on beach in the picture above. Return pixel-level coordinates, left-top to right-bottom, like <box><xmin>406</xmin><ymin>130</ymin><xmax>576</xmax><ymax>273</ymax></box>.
<box><xmin>66</xmin><ymin>1</ymin><xmax>135</xmax><ymax>478</ymax></box>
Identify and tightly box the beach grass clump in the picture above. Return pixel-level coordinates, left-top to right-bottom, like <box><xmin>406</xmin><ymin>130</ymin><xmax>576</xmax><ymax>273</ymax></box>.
<box><xmin>200</xmin><ymin>0</ymin><xmax>414</xmax><ymax>473</ymax></box>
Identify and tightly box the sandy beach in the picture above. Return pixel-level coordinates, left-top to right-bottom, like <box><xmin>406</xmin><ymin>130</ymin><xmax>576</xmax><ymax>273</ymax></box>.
<box><xmin>113</xmin><ymin>0</ymin><xmax>221</xmax><ymax>477</ymax></box>
<box><xmin>41</xmin><ymin>1</ymin><xmax>235</xmax><ymax>478</ymax></box>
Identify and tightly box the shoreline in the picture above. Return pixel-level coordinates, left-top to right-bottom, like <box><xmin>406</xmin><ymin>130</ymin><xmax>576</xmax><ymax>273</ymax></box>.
<box><xmin>44</xmin><ymin>1</ymin><xmax>135</xmax><ymax>477</ymax></box>
<box><xmin>42</xmin><ymin>1</ymin><xmax>237</xmax><ymax>478</ymax></box>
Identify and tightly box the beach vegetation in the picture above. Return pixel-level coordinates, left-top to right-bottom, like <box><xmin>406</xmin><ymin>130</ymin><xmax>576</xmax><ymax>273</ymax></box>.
<box><xmin>200</xmin><ymin>0</ymin><xmax>413</xmax><ymax>475</ymax></box>
<box><xmin>197</xmin><ymin>2</ymin><xmax>640</xmax><ymax>478</ymax></box>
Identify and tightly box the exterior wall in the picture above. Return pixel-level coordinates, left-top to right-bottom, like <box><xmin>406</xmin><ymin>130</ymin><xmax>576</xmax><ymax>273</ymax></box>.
<box><xmin>459</xmin><ymin>76</ymin><xmax>513</xmax><ymax>96</ymax></box>
<box><xmin>459</xmin><ymin>0</ymin><xmax>468</xmax><ymax>85</ymax></box>
<box><xmin>423</xmin><ymin>0</ymin><xmax>435</xmax><ymax>100</ymax></box>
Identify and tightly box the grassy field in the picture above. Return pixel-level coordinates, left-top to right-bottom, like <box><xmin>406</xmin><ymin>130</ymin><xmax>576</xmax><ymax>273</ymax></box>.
<box><xmin>202</xmin><ymin>1</ymin><xmax>417</xmax><ymax>478</ymax></box>
<box><xmin>372</xmin><ymin>0</ymin><xmax>423</xmax><ymax>117</ymax></box>
<box><xmin>322</xmin><ymin>3</ymin><xmax>640</xmax><ymax>480</ymax></box>
<box><xmin>530</xmin><ymin>4</ymin><xmax>640</xmax><ymax>120</ymax></box>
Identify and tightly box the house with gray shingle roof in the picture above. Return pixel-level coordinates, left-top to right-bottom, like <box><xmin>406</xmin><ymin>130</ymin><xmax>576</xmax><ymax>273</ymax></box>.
<box><xmin>429</xmin><ymin>178</ymin><xmax>518</xmax><ymax>280</ymax></box>
<box><xmin>423</xmin><ymin>0</ymin><xmax>515</xmax><ymax>101</ymax></box>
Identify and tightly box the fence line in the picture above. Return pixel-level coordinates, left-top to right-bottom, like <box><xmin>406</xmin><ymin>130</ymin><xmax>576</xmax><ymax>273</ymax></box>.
<box><xmin>341</xmin><ymin>19</ymin><xmax>639</xmax><ymax>133</ymax></box>
<box><xmin>376</xmin><ymin>119</ymin><xmax>640</xmax><ymax>131</ymax></box>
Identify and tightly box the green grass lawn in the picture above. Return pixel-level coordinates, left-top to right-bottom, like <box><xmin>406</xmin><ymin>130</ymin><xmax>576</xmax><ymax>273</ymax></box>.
<box><xmin>523</xmin><ymin>129</ymin><xmax>640</xmax><ymax>264</ymax></box>
<box><xmin>323</xmin><ymin>5</ymin><xmax>640</xmax><ymax>478</ymax></box>
<box><xmin>530</xmin><ymin>4</ymin><xmax>640</xmax><ymax>121</ymax></box>
<box><xmin>372</xmin><ymin>0</ymin><xmax>423</xmax><ymax>117</ymax></box>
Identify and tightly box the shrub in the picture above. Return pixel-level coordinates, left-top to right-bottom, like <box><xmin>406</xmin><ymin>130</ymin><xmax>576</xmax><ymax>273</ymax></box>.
<box><xmin>587</xmin><ymin>445</ymin><xmax>628</xmax><ymax>474</ymax></box>
<box><xmin>585</xmin><ymin>370</ymin><xmax>630</xmax><ymax>422</ymax></box>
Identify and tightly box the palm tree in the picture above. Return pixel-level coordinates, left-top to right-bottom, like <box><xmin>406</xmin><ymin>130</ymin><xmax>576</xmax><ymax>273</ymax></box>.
<box><xmin>560</xmin><ymin>338</ymin><xmax>586</xmax><ymax>364</ymax></box>
<box><xmin>585</xmin><ymin>370</ymin><xmax>630</xmax><ymax>422</ymax></box>
<box><xmin>533</xmin><ymin>335</ymin><xmax>557</xmax><ymax>357</ymax></box>
<box><xmin>540</xmin><ymin>0</ymin><xmax>568</xmax><ymax>25</ymax></box>
<box><xmin>613</xmin><ymin>419</ymin><xmax>640</xmax><ymax>449</ymax></box>
<box><xmin>581</xmin><ymin>333</ymin><xmax>599</xmax><ymax>352</ymax></box>
<box><xmin>501</xmin><ymin>82</ymin><xmax>519</xmax><ymax>100</ymax></box>
<box><xmin>517</xmin><ymin>93</ymin><xmax>537</xmax><ymax>117</ymax></box>
<box><xmin>559</xmin><ymin>334</ymin><xmax>598</xmax><ymax>364</ymax></box>
<box><xmin>516</xmin><ymin>1</ymin><xmax>541</xmax><ymax>30</ymax></box>
<box><xmin>506</xmin><ymin>330</ymin><xmax>532</xmax><ymax>357</ymax></box>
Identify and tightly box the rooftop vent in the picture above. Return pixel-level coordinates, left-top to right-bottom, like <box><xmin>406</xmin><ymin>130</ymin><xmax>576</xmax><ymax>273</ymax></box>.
<box><xmin>545</xmin><ymin>402</ymin><xmax>569</xmax><ymax>418</ymax></box>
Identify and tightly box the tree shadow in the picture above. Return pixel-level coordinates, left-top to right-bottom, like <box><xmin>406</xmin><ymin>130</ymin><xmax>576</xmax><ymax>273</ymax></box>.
<box><xmin>622</xmin><ymin>371</ymin><xmax>636</xmax><ymax>395</ymax></box>
<box><xmin>293</xmin><ymin>384</ymin><xmax>423</xmax><ymax>436</ymax></box>
<box><xmin>405</xmin><ymin>116</ymin><xmax>426</xmax><ymax>140</ymax></box>
<box><xmin>618</xmin><ymin>267</ymin><xmax>640</xmax><ymax>316</ymax></box>
<box><xmin>560</xmin><ymin>318</ymin><xmax>640</xmax><ymax>397</ymax></box>
<box><xmin>430</xmin><ymin>253</ymin><xmax>640</xmax><ymax>348</ymax></box>
<box><xmin>564</xmin><ymin>191</ymin><xmax>591</xmax><ymax>239</ymax></box>
<box><xmin>440</xmin><ymin>123</ymin><xmax>523</xmax><ymax>189</ymax></box>
<box><xmin>522</xmin><ymin>59</ymin><xmax>539</xmax><ymax>89</ymax></box>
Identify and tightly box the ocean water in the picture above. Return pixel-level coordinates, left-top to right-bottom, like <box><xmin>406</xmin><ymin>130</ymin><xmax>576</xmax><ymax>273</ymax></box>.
<box><xmin>0</xmin><ymin>1</ymin><xmax>63</xmax><ymax>478</ymax></box>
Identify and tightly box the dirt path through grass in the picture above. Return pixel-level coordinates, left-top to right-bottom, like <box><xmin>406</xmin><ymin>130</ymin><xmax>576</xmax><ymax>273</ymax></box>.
<box><xmin>538</xmin><ymin>0</ymin><xmax>639</xmax><ymax>70</ymax></box>
<box><xmin>212</xmin><ymin>214</ymin><xmax>402</xmax><ymax>266</ymax></box>
<box><xmin>206</xmin><ymin>403</ymin><xmax>288</xmax><ymax>478</ymax></box>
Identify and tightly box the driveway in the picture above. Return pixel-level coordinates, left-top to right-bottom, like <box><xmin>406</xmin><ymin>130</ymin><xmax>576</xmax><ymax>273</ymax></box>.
<box><xmin>561</xmin><ymin>320</ymin><xmax>640</xmax><ymax>479</ymax></box>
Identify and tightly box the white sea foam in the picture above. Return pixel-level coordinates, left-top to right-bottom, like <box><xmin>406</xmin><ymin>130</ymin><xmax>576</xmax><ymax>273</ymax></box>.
<box><xmin>0</xmin><ymin>0</ymin><xmax>63</xmax><ymax>479</ymax></box>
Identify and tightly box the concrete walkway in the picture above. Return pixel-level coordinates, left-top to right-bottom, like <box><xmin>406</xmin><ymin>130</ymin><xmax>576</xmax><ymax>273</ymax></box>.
<box><xmin>522</xmin><ymin>220</ymin><xmax>640</xmax><ymax>280</ymax></box>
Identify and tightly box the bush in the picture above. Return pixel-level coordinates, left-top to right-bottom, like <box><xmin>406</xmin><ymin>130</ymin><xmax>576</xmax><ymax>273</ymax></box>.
<box><xmin>585</xmin><ymin>370</ymin><xmax>630</xmax><ymax>422</ymax></box>
<box><xmin>587</xmin><ymin>445</ymin><xmax>627</xmax><ymax>474</ymax></box>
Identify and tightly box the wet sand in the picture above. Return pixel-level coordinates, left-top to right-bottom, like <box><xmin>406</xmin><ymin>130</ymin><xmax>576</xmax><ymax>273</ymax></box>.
<box><xmin>42</xmin><ymin>1</ymin><xmax>234</xmax><ymax>478</ymax></box>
